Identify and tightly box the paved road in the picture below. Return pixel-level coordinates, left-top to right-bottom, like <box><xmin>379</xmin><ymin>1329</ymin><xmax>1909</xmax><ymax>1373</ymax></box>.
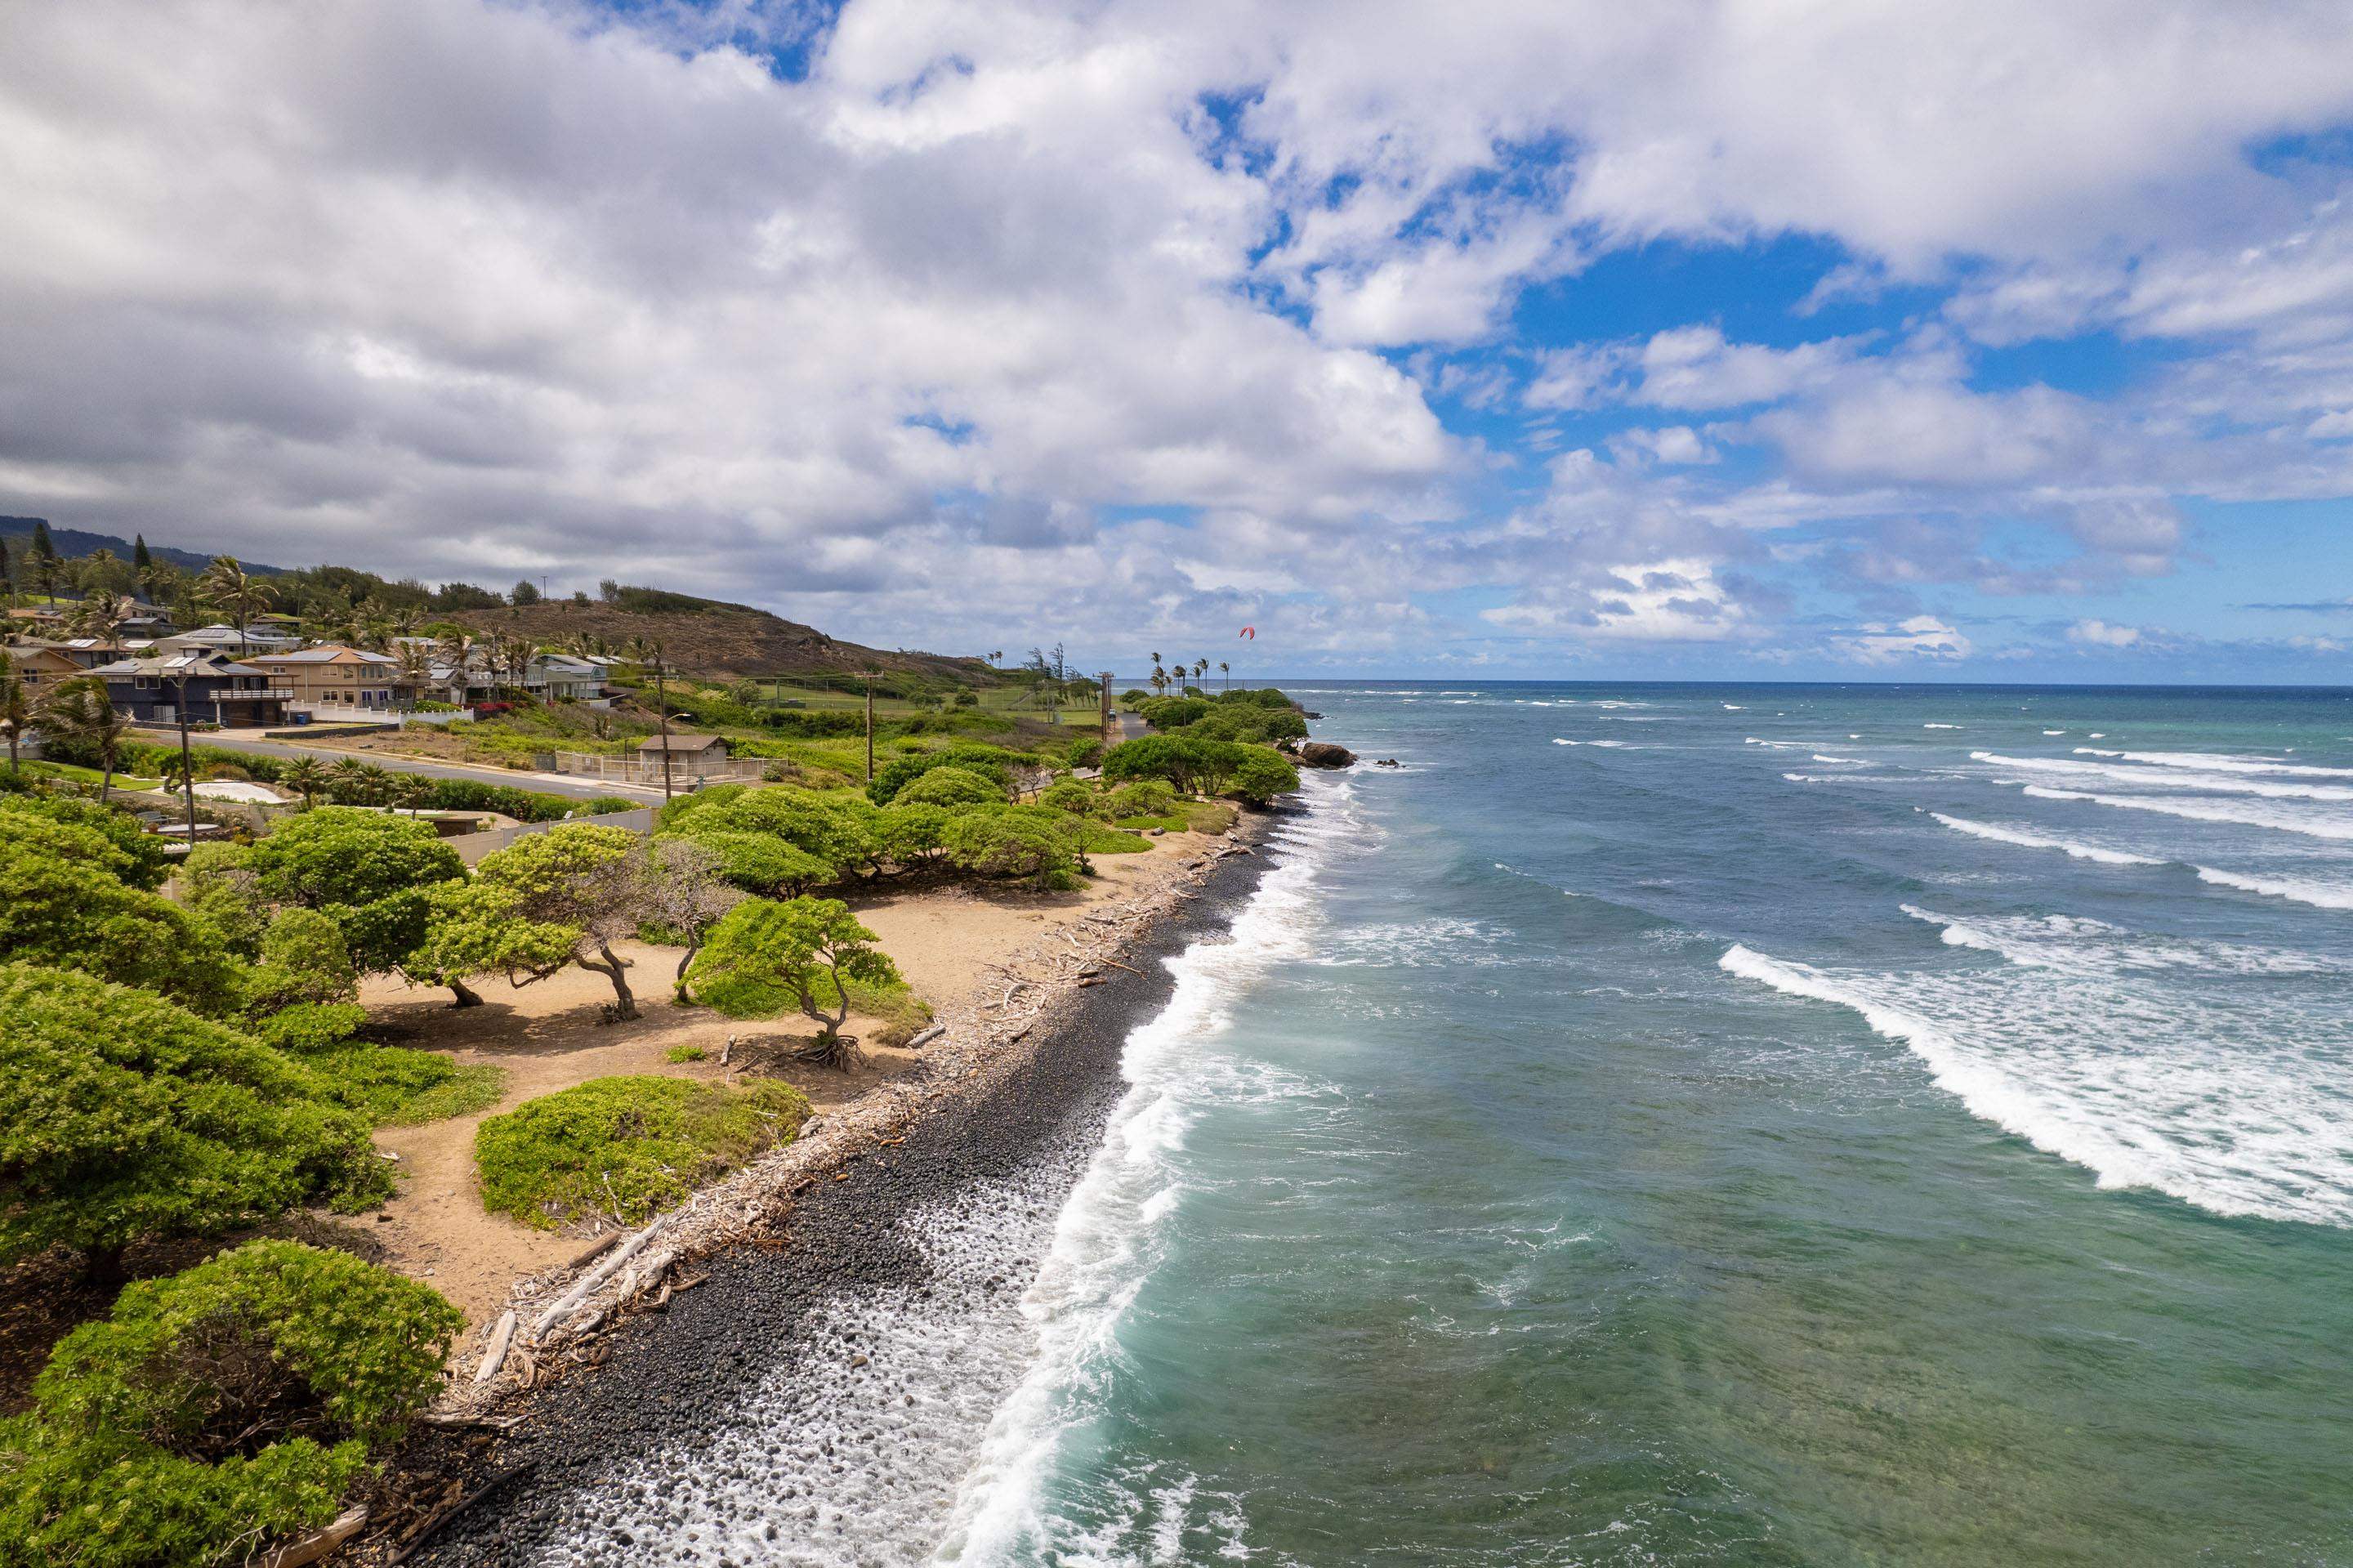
<box><xmin>174</xmin><ymin>730</ymin><xmax>670</xmax><ymax>803</ymax></box>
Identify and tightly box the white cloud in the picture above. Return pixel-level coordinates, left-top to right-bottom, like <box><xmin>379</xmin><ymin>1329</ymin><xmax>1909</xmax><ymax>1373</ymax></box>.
<box><xmin>2067</xmin><ymin>619</ymin><xmax>2143</xmax><ymax>647</ymax></box>
<box><xmin>1831</xmin><ymin>615</ymin><xmax>1974</xmax><ymax>664</ymax></box>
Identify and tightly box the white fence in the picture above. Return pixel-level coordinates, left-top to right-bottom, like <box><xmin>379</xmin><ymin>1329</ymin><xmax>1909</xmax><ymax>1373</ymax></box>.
<box><xmin>548</xmin><ymin>751</ymin><xmax>769</xmax><ymax>785</ymax></box>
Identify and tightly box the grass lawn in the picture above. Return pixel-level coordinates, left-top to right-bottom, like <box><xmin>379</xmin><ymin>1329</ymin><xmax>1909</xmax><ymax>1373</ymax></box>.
<box><xmin>19</xmin><ymin>759</ymin><xmax>165</xmax><ymax>791</ymax></box>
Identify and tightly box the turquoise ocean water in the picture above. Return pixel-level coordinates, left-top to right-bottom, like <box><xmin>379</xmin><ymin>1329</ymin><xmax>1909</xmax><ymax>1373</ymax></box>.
<box><xmin>931</xmin><ymin>683</ymin><xmax>2353</xmax><ymax>1566</ymax></box>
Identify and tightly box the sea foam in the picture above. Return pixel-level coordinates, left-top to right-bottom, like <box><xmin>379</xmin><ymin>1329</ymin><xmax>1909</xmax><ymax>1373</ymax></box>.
<box><xmin>2020</xmin><ymin>784</ymin><xmax>2353</xmax><ymax>842</ymax></box>
<box><xmin>2194</xmin><ymin>866</ymin><xmax>2353</xmax><ymax>912</ymax></box>
<box><xmin>1928</xmin><ymin>812</ymin><xmax>2161</xmax><ymax>866</ymax></box>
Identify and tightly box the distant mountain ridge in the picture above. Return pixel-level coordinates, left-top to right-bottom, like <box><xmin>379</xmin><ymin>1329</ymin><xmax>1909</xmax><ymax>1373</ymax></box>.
<box><xmin>0</xmin><ymin>517</ymin><xmax>288</xmax><ymax>576</ymax></box>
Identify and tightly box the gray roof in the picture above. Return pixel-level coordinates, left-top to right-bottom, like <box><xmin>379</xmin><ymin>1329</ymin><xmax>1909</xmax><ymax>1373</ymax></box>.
<box><xmin>250</xmin><ymin>645</ymin><xmax>396</xmax><ymax>666</ymax></box>
<box><xmin>88</xmin><ymin>652</ymin><xmax>268</xmax><ymax>677</ymax></box>
<box><xmin>641</xmin><ymin>732</ymin><xmax>727</xmax><ymax>753</ymax></box>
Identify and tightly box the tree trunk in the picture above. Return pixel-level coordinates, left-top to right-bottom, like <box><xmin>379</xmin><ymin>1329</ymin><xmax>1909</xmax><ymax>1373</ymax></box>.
<box><xmin>83</xmin><ymin>1242</ymin><xmax>129</xmax><ymax>1294</ymax></box>
<box><xmin>449</xmin><ymin>977</ymin><xmax>484</xmax><ymax>1008</ymax></box>
<box><xmin>673</xmin><ymin>935</ymin><xmax>699</xmax><ymax>1000</ymax></box>
<box><xmin>587</xmin><ymin>941</ymin><xmax>638</xmax><ymax>1020</ymax></box>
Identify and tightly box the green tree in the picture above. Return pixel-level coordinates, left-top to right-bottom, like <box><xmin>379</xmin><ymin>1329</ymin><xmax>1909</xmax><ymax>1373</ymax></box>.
<box><xmin>1</xmin><ymin>793</ymin><xmax>170</xmax><ymax>889</ymax></box>
<box><xmin>0</xmin><ymin>823</ymin><xmax>238</xmax><ymax>1012</ymax></box>
<box><xmin>174</xmin><ymin>842</ymin><xmax>270</xmax><ymax>959</ymax></box>
<box><xmin>412</xmin><ymin>824</ymin><xmax>647</xmax><ymax>1018</ymax></box>
<box><xmin>279</xmin><ymin>754</ymin><xmax>327</xmax><ymax>806</ymax></box>
<box><xmin>248</xmin><ymin>806</ymin><xmax>465</xmax><ymax>912</ymax></box>
<box><xmin>894</xmin><ymin>765</ymin><xmax>1004</xmax><ymax>808</ymax></box>
<box><xmin>941</xmin><ymin>803</ymin><xmax>1085</xmax><ymax>890</ymax></box>
<box><xmin>35</xmin><ymin>677</ymin><xmax>131</xmax><ymax>800</ymax></box>
<box><xmin>1225</xmin><ymin>745</ymin><xmax>1301</xmax><ymax>806</ymax></box>
<box><xmin>243</xmin><ymin>908</ymin><xmax>359</xmax><ymax>1016</ymax></box>
<box><xmin>635</xmin><ymin>836</ymin><xmax>741</xmax><ymax>998</ymax></box>
<box><xmin>196</xmin><ymin>555</ymin><xmax>273</xmax><ymax>635</ymax></box>
<box><xmin>0</xmin><ymin>965</ymin><xmax>390</xmax><ymax>1285</ymax></box>
<box><xmin>687</xmin><ymin>897</ymin><xmax>900</xmax><ymax>1068</ymax></box>
<box><xmin>0</xmin><ymin>650</ymin><xmax>25</xmax><ymax>772</ymax></box>
<box><xmin>1</xmin><ymin>1240</ymin><xmax>460</xmax><ymax>1567</ymax></box>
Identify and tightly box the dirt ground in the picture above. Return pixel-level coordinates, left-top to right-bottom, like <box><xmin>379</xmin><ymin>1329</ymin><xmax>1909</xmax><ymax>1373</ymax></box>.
<box><xmin>359</xmin><ymin>833</ymin><xmax>1211</xmax><ymax>1327</ymax></box>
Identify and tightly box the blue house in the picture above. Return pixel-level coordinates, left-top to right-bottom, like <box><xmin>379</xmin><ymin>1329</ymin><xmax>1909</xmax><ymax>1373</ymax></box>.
<box><xmin>85</xmin><ymin>651</ymin><xmax>290</xmax><ymax>728</ymax></box>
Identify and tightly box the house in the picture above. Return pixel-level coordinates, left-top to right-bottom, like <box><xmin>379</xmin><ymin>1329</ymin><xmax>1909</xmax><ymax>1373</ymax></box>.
<box><xmin>86</xmin><ymin>651</ymin><xmax>289</xmax><ymax>727</ymax></box>
<box><xmin>527</xmin><ymin>652</ymin><xmax>609</xmax><ymax>702</ymax></box>
<box><xmin>163</xmin><ymin>623</ymin><xmax>301</xmax><ymax>658</ymax></box>
<box><xmin>241</xmin><ymin>645</ymin><xmax>404</xmax><ymax>712</ymax></box>
<box><xmin>3</xmin><ymin>641</ymin><xmax>87</xmax><ymax>695</ymax></box>
<box><xmin>53</xmin><ymin>637</ymin><xmax>135</xmax><ymax>668</ymax></box>
<box><xmin>641</xmin><ymin>732</ymin><xmax>727</xmax><ymax>758</ymax></box>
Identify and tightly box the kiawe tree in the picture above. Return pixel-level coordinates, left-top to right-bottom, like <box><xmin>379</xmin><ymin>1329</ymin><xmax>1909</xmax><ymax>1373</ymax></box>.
<box><xmin>412</xmin><ymin>824</ymin><xmax>649</xmax><ymax>1018</ymax></box>
<box><xmin>687</xmin><ymin>896</ymin><xmax>901</xmax><ymax>1069</ymax></box>
<box><xmin>0</xmin><ymin>818</ymin><xmax>239</xmax><ymax>1013</ymax></box>
<box><xmin>247</xmin><ymin>806</ymin><xmax>469</xmax><ymax>999</ymax></box>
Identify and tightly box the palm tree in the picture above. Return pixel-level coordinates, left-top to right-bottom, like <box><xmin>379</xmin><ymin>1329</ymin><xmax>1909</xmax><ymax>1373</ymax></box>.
<box><xmin>391</xmin><ymin>772</ymin><xmax>431</xmax><ymax>814</ymax></box>
<box><xmin>67</xmin><ymin>592</ymin><xmax>133</xmax><ymax>642</ymax></box>
<box><xmin>37</xmin><ymin>677</ymin><xmax>130</xmax><ymax>800</ymax></box>
<box><xmin>197</xmin><ymin>556</ymin><xmax>274</xmax><ymax>641</ymax></box>
<box><xmin>0</xmin><ymin>653</ymin><xmax>27</xmax><ymax>771</ymax></box>
<box><xmin>1218</xmin><ymin>659</ymin><xmax>1230</xmax><ymax>691</ymax></box>
<box><xmin>281</xmin><ymin>755</ymin><xmax>327</xmax><ymax>807</ymax></box>
<box><xmin>356</xmin><ymin>762</ymin><xmax>394</xmax><ymax>806</ymax></box>
<box><xmin>328</xmin><ymin>756</ymin><xmax>369</xmax><ymax>803</ymax></box>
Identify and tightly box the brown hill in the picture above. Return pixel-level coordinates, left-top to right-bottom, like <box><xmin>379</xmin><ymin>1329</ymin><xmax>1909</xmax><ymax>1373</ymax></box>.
<box><xmin>449</xmin><ymin>599</ymin><xmax>997</xmax><ymax>685</ymax></box>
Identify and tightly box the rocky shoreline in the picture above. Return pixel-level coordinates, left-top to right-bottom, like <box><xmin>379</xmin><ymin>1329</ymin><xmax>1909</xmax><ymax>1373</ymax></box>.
<box><xmin>377</xmin><ymin>815</ymin><xmax>1282</xmax><ymax>1566</ymax></box>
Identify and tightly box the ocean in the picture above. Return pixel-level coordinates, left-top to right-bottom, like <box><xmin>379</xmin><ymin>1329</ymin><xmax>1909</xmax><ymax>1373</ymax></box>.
<box><xmin>525</xmin><ymin>681</ymin><xmax>2353</xmax><ymax>1566</ymax></box>
<box><xmin>932</xmin><ymin>682</ymin><xmax>2353</xmax><ymax>1566</ymax></box>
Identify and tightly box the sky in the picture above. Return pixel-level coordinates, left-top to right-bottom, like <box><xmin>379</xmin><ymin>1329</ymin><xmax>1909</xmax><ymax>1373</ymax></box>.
<box><xmin>5</xmin><ymin>2</ymin><xmax>2353</xmax><ymax>681</ymax></box>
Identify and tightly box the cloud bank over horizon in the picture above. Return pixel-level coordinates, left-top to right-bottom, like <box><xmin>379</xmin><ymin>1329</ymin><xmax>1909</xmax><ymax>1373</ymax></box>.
<box><xmin>4</xmin><ymin>0</ymin><xmax>2353</xmax><ymax>678</ymax></box>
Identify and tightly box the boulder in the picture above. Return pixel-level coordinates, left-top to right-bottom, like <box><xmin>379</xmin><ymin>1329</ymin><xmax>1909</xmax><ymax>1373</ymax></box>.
<box><xmin>1297</xmin><ymin>740</ymin><xmax>1356</xmax><ymax>770</ymax></box>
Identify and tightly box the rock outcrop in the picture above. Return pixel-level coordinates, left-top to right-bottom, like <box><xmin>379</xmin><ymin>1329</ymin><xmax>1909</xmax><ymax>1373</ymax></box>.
<box><xmin>1296</xmin><ymin>740</ymin><xmax>1356</xmax><ymax>769</ymax></box>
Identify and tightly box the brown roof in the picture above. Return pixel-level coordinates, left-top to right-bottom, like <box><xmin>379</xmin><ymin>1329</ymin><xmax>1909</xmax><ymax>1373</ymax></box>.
<box><xmin>639</xmin><ymin>732</ymin><xmax>727</xmax><ymax>753</ymax></box>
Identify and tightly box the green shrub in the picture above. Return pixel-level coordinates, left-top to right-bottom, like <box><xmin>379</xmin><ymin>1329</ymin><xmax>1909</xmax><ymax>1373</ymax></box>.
<box><xmin>1226</xmin><ymin>746</ymin><xmax>1301</xmax><ymax>806</ymax></box>
<box><xmin>657</xmin><ymin>829</ymin><xmax>832</xmax><ymax>896</ymax></box>
<box><xmin>1039</xmin><ymin>779</ymin><xmax>1105</xmax><ymax>817</ymax></box>
<box><xmin>0</xmin><ymin>794</ymin><xmax>170</xmax><ymax>890</ymax></box>
<box><xmin>0</xmin><ymin>965</ymin><xmax>392</xmax><ymax>1275</ymax></box>
<box><xmin>1107</xmin><ymin>779</ymin><xmax>1177</xmax><ymax>817</ymax></box>
<box><xmin>874</xmin><ymin>802</ymin><xmax>953</xmax><ymax>871</ymax></box>
<box><xmin>1133</xmin><ymin>695</ymin><xmax>1212</xmax><ymax>730</ymax></box>
<box><xmin>475</xmin><ymin>1075</ymin><xmax>811</xmax><ymax>1229</ymax></box>
<box><xmin>864</xmin><ymin>744</ymin><xmax>1020</xmax><ymax>806</ymax></box>
<box><xmin>666</xmin><ymin>1043</ymin><xmax>707</xmax><ymax>1063</ymax></box>
<box><xmin>252</xmin><ymin>1002</ymin><xmax>368</xmax><ymax>1054</ymax></box>
<box><xmin>174</xmin><ymin>843</ymin><xmax>269</xmax><ymax>959</ymax></box>
<box><xmin>660</xmin><ymin>785</ymin><xmax>877</xmax><ymax>887</ymax></box>
<box><xmin>0</xmin><ymin>825</ymin><xmax>241</xmax><ymax>1015</ymax></box>
<box><xmin>249</xmin><ymin>808</ymin><xmax>465</xmax><ymax>911</ymax></box>
<box><xmin>894</xmin><ymin>766</ymin><xmax>1004</xmax><ymax>808</ymax></box>
<box><xmin>1077</xmin><ymin>824</ymin><xmax>1153</xmax><ymax>854</ymax></box>
<box><xmin>0</xmin><ymin>1240</ymin><xmax>463</xmax><ymax>1568</ymax></box>
<box><xmin>242</xmin><ymin>908</ymin><xmax>359</xmax><ymax>1016</ymax></box>
<box><xmin>305</xmin><ymin>1048</ymin><xmax>502</xmax><ymax>1126</ymax></box>
<box><xmin>941</xmin><ymin>804</ymin><xmax>1084</xmax><ymax>890</ymax></box>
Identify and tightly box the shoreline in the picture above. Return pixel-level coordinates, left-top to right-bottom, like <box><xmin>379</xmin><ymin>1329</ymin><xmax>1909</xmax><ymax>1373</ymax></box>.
<box><xmin>375</xmin><ymin>810</ymin><xmax>1284</xmax><ymax>1564</ymax></box>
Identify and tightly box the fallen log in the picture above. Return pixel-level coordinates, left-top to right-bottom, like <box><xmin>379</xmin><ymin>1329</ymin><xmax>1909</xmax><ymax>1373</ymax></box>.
<box><xmin>529</xmin><ymin>1217</ymin><xmax>665</xmax><ymax>1340</ymax></box>
<box><xmin>388</xmin><ymin>1463</ymin><xmax>538</xmax><ymax>1565</ymax></box>
<box><xmin>260</xmin><ymin>1505</ymin><xmax>367</xmax><ymax>1568</ymax></box>
<box><xmin>471</xmin><ymin>1310</ymin><xmax>519</xmax><ymax>1385</ymax></box>
<box><xmin>905</xmin><ymin>1025</ymin><xmax>946</xmax><ymax>1049</ymax></box>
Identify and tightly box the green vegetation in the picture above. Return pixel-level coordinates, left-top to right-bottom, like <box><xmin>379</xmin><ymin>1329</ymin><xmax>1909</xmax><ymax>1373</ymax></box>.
<box><xmin>687</xmin><ymin>897</ymin><xmax>904</xmax><ymax>1067</ymax></box>
<box><xmin>0</xmin><ymin>964</ymin><xmax>391</xmax><ymax>1284</ymax></box>
<box><xmin>0</xmin><ymin>816</ymin><xmax>240</xmax><ymax>1012</ymax></box>
<box><xmin>474</xmin><ymin>1075</ymin><xmax>810</xmax><ymax>1228</ymax></box>
<box><xmin>410</xmin><ymin>824</ymin><xmax>645</xmax><ymax>1018</ymax></box>
<box><xmin>0</xmin><ymin>1240</ymin><xmax>462</xmax><ymax>1568</ymax></box>
<box><xmin>665</xmin><ymin>1043</ymin><xmax>708</xmax><ymax>1063</ymax></box>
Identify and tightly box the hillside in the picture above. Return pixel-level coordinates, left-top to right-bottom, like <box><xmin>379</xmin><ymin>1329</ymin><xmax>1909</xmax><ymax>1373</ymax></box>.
<box><xmin>0</xmin><ymin>517</ymin><xmax>288</xmax><ymax>575</ymax></box>
<box><xmin>448</xmin><ymin>599</ymin><xmax>997</xmax><ymax>684</ymax></box>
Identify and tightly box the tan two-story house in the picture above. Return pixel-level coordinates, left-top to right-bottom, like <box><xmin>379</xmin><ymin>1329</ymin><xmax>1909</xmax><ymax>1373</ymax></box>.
<box><xmin>241</xmin><ymin>645</ymin><xmax>404</xmax><ymax>713</ymax></box>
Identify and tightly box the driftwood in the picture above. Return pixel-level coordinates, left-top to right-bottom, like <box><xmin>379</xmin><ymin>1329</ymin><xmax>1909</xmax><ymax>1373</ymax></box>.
<box><xmin>387</xmin><ymin>1463</ymin><xmax>538</xmax><ymax>1565</ymax></box>
<box><xmin>905</xmin><ymin>1025</ymin><xmax>946</xmax><ymax>1049</ymax></box>
<box><xmin>259</xmin><ymin>1505</ymin><xmax>367</xmax><ymax>1568</ymax></box>
<box><xmin>1098</xmin><ymin>958</ymin><xmax>1145</xmax><ymax>977</ymax></box>
<box><xmin>530</xmin><ymin>1217</ymin><xmax>665</xmax><ymax>1339</ymax></box>
<box><xmin>563</xmin><ymin>1231</ymin><xmax>623</xmax><ymax>1272</ymax></box>
<box><xmin>471</xmin><ymin>1311</ymin><xmax>519</xmax><ymax>1385</ymax></box>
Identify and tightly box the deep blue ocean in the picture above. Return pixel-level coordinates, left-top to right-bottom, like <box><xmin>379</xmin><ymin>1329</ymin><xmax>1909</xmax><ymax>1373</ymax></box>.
<box><xmin>932</xmin><ymin>682</ymin><xmax>2353</xmax><ymax>1566</ymax></box>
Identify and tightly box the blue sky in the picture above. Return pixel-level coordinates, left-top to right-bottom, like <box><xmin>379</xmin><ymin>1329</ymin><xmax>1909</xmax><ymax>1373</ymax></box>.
<box><xmin>3</xmin><ymin>0</ymin><xmax>2353</xmax><ymax>681</ymax></box>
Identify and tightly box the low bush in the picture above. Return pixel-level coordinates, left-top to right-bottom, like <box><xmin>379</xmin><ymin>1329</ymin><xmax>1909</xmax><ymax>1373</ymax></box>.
<box><xmin>1076</xmin><ymin>823</ymin><xmax>1153</xmax><ymax>855</ymax></box>
<box><xmin>864</xmin><ymin>744</ymin><xmax>1020</xmax><ymax>806</ymax></box>
<box><xmin>1038</xmin><ymin>779</ymin><xmax>1106</xmax><ymax>817</ymax></box>
<box><xmin>941</xmin><ymin>803</ymin><xmax>1084</xmax><ymax>890</ymax></box>
<box><xmin>242</xmin><ymin>908</ymin><xmax>359</xmax><ymax>1017</ymax></box>
<box><xmin>666</xmin><ymin>1043</ymin><xmax>707</xmax><ymax>1063</ymax></box>
<box><xmin>474</xmin><ymin>1075</ymin><xmax>812</xmax><ymax>1229</ymax></box>
<box><xmin>299</xmin><ymin>1043</ymin><xmax>503</xmax><ymax>1126</ymax></box>
<box><xmin>0</xmin><ymin>1240</ymin><xmax>462</xmax><ymax>1568</ymax></box>
<box><xmin>894</xmin><ymin>765</ymin><xmax>1004</xmax><ymax>808</ymax></box>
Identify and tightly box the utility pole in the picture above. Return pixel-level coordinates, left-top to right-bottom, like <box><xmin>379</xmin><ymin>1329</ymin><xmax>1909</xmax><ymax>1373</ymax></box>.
<box><xmin>1099</xmin><ymin>672</ymin><xmax>1113</xmax><ymax>749</ymax></box>
<box><xmin>651</xmin><ymin>643</ymin><xmax>674</xmax><ymax>801</ymax></box>
<box><xmin>173</xmin><ymin>669</ymin><xmax>198</xmax><ymax>842</ymax></box>
<box><xmin>863</xmin><ymin>670</ymin><xmax>876</xmax><ymax>782</ymax></box>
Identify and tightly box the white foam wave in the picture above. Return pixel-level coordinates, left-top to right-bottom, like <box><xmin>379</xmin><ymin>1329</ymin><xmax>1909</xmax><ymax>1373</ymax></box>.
<box><xmin>935</xmin><ymin>782</ymin><xmax>1349</xmax><ymax>1561</ymax></box>
<box><xmin>1811</xmin><ymin>753</ymin><xmax>1865</xmax><ymax>765</ymax></box>
<box><xmin>2087</xmin><ymin>748</ymin><xmax>2353</xmax><ymax>780</ymax></box>
<box><xmin>1720</xmin><ymin>943</ymin><xmax>2353</xmax><ymax>1226</ymax></box>
<box><xmin>1976</xmin><ymin>751</ymin><xmax>2353</xmax><ymax>802</ymax></box>
<box><xmin>1923</xmin><ymin>722</ymin><xmax>1962</xmax><ymax>730</ymax></box>
<box><xmin>2194</xmin><ymin>866</ymin><xmax>2353</xmax><ymax>912</ymax></box>
<box><xmin>1554</xmin><ymin>738</ymin><xmax>1632</xmax><ymax>748</ymax></box>
<box><xmin>2020</xmin><ymin>784</ymin><xmax>2353</xmax><ymax>841</ymax></box>
<box><xmin>1928</xmin><ymin>812</ymin><xmax>2162</xmax><ymax>866</ymax></box>
<box><xmin>1900</xmin><ymin>904</ymin><xmax>2329</xmax><ymax>976</ymax></box>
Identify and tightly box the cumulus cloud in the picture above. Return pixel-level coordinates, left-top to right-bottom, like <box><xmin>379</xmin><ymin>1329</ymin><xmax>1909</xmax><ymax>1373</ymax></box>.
<box><xmin>2067</xmin><ymin>619</ymin><xmax>2144</xmax><ymax>647</ymax></box>
<box><xmin>2</xmin><ymin>0</ymin><xmax>2352</xmax><ymax>671</ymax></box>
<box><xmin>1830</xmin><ymin>615</ymin><xmax>1974</xmax><ymax>665</ymax></box>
